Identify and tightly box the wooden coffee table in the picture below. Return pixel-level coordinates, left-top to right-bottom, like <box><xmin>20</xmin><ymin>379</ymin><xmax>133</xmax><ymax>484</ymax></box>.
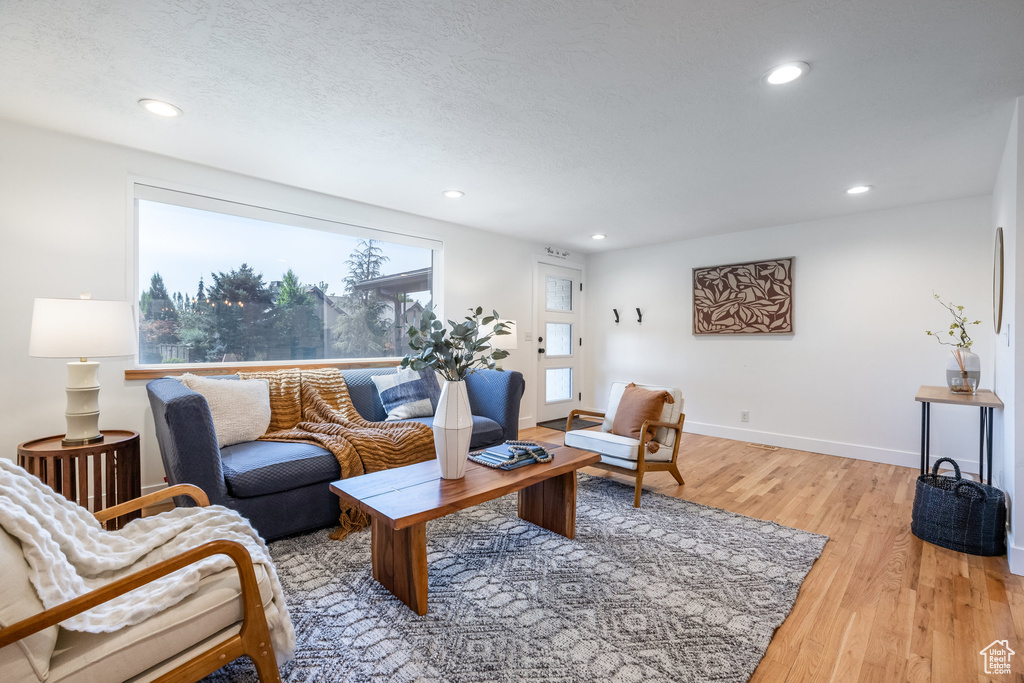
<box><xmin>330</xmin><ymin>445</ymin><xmax>599</xmax><ymax>614</ymax></box>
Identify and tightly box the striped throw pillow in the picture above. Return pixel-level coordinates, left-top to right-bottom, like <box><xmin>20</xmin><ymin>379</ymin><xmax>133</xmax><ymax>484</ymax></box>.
<box><xmin>371</xmin><ymin>369</ymin><xmax>438</xmax><ymax>421</ymax></box>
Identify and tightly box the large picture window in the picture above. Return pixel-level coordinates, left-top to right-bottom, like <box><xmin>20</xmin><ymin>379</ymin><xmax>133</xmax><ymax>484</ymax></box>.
<box><xmin>134</xmin><ymin>185</ymin><xmax>439</xmax><ymax>365</ymax></box>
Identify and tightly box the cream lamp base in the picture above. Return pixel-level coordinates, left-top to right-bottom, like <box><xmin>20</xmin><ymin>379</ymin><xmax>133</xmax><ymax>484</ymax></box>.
<box><xmin>63</xmin><ymin>360</ymin><xmax>103</xmax><ymax>447</ymax></box>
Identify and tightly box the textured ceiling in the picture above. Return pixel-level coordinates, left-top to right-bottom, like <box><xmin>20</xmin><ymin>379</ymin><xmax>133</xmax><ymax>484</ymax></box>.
<box><xmin>2</xmin><ymin>1</ymin><xmax>1023</xmax><ymax>251</ymax></box>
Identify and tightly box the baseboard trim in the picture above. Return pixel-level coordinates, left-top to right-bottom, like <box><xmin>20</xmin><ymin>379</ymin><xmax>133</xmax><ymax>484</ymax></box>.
<box><xmin>1009</xmin><ymin>541</ymin><xmax>1024</xmax><ymax>576</ymax></box>
<box><xmin>684</xmin><ymin>421</ymin><xmax>980</xmax><ymax>474</ymax></box>
<box><xmin>520</xmin><ymin>416</ymin><xmax>535</xmax><ymax>431</ymax></box>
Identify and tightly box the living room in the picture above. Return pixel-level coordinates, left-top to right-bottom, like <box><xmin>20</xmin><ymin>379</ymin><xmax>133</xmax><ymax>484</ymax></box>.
<box><xmin>1</xmin><ymin>1</ymin><xmax>1023</xmax><ymax>682</ymax></box>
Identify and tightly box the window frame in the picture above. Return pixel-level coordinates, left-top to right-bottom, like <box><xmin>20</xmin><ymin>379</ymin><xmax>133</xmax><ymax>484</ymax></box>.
<box><xmin>127</xmin><ymin>181</ymin><xmax>444</xmax><ymax>374</ymax></box>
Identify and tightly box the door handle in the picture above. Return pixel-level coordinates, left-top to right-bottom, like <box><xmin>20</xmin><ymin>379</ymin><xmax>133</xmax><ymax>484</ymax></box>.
<box><xmin>538</xmin><ymin>348</ymin><xmax>545</xmax><ymax>354</ymax></box>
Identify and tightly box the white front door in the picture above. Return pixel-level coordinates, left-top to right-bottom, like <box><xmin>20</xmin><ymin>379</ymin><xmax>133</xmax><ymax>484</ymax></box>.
<box><xmin>536</xmin><ymin>263</ymin><xmax>583</xmax><ymax>423</ymax></box>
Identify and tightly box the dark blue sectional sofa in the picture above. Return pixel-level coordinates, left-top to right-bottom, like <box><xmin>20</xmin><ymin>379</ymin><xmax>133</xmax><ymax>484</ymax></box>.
<box><xmin>147</xmin><ymin>367</ymin><xmax>525</xmax><ymax>539</ymax></box>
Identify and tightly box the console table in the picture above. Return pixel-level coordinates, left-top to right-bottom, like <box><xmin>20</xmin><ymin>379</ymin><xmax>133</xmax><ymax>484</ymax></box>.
<box><xmin>17</xmin><ymin>430</ymin><xmax>142</xmax><ymax>529</ymax></box>
<box><xmin>915</xmin><ymin>386</ymin><xmax>1003</xmax><ymax>485</ymax></box>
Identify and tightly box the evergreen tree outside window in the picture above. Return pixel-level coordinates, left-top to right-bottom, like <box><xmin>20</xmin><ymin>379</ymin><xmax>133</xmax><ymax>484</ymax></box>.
<box><xmin>135</xmin><ymin>187</ymin><xmax>437</xmax><ymax>365</ymax></box>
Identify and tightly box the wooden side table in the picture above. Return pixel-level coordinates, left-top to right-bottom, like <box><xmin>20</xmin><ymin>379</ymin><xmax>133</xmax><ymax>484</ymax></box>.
<box><xmin>17</xmin><ymin>430</ymin><xmax>141</xmax><ymax>529</ymax></box>
<box><xmin>915</xmin><ymin>386</ymin><xmax>1003</xmax><ymax>485</ymax></box>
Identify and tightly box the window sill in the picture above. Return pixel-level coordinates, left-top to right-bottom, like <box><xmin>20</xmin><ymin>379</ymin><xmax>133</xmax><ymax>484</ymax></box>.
<box><xmin>124</xmin><ymin>358</ymin><xmax>401</xmax><ymax>381</ymax></box>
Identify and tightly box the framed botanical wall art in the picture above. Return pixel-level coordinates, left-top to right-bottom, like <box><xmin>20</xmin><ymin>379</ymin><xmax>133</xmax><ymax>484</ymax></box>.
<box><xmin>692</xmin><ymin>257</ymin><xmax>793</xmax><ymax>334</ymax></box>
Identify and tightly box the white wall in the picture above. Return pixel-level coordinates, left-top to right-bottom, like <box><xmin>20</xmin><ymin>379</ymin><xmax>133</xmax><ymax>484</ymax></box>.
<box><xmin>992</xmin><ymin>98</ymin><xmax>1023</xmax><ymax>572</ymax></box>
<box><xmin>0</xmin><ymin>120</ymin><xmax>545</xmax><ymax>492</ymax></box>
<box><xmin>585</xmin><ymin>196</ymin><xmax>995</xmax><ymax>472</ymax></box>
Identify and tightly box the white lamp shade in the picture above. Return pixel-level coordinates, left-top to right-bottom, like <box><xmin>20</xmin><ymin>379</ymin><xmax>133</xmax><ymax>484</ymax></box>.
<box><xmin>29</xmin><ymin>298</ymin><xmax>137</xmax><ymax>358</ymax></box>
<box><xmin>481</xmin><ymin>319</ymin><xmax>518</xmax><ymax>351</ymax></box>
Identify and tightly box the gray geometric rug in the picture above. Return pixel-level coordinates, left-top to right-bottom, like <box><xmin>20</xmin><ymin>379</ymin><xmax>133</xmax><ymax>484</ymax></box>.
<box><xmin>205</xmin><ymin>474</ymin><xmax>827</xmax><ymax>682</ymax></box>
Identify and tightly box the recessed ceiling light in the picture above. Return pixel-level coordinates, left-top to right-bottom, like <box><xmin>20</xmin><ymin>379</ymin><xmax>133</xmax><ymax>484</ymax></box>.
<box><xmin>591</xmin><ymin>234</ymin><xmax>606</xmax><ymax>240</ymax></box>
<box><xmin>763</xmin><ymin>62</ymin><xmax>810</xmax><ymax>85</ymax></box>
<box><xmin>846</xmin><ymin>185</ymin><xmax>872</xmax><ymax>194</ymax></box>
<box><xmin>138</xmin><ymin>99</ymin><xmax>182</xmax><ymax>117</ymax></box>
<box><xmin>442</xmin><ymin>189</ymin><xmax>464</xmax><ymax>199</ymax></box>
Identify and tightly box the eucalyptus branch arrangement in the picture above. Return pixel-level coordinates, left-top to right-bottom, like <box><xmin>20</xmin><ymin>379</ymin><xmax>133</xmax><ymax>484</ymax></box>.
<box><xmin>925</xmin><ymin>294</ymin><xmax>981</xmax><ymax>372</ymax></box>
<box><xmin>401</xmin><ymin>306</ymin><xmax>512</xmax><ymax>382</ymax></box>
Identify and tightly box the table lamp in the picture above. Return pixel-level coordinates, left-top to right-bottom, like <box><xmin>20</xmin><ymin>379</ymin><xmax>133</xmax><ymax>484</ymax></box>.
<box><xmin>480</xmin><ymin>319</ymin><xmax>517</xmax><ymax>369</ymax></box>
<box><xmin>485</xmin><ymin>319</ymin><xmax>518</xmax><ymax>351</ymax></box>
<box><xmin>29</xmin><ymin>294</ymin><xmax>137</xmax><ymax>446</ymax></box>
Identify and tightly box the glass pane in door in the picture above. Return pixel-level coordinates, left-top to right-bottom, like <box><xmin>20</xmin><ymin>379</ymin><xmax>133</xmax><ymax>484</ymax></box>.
<box><xmin>546</xmin><ymin>276</ymin><xmax>573</xmax><ymax>311</ymax></box>
<box><xmin>545</xmin><ymin>323</ymin><xmax>572</xmax><ymax>356</ymax></box>
<box><xmin>545</xmin><ymin>368</ymin><xmax>572</xmax><ymax>402</ymax></box>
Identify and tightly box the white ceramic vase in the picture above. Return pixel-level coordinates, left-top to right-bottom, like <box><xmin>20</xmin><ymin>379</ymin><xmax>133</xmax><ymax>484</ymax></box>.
<box><xmin>433</xmin><ymin>379</ymin><xmax>472</xmax><ymax>479</ymax></box>
<box><xmin>945</xmin><ymin>348</ymin><xmax>981</xmax><ymax>389</ymax></box>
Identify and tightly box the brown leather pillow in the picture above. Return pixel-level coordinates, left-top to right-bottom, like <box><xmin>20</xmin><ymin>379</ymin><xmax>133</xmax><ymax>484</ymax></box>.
<box><xmin>610</xmin><ymin>383</ymin><xmax>675</xmax><ymax>448</ymax></box>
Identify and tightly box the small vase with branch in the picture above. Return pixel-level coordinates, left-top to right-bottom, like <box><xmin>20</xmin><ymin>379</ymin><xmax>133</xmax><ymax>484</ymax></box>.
<box><xmin>925</xmin><ymin>295</ymin><xmax>981</xmax><ymax>394</ymax></box>
<box><xmin>402</xmin><ymin>306</ymin><xmax>512</xmax><ymax>478</ymax></box>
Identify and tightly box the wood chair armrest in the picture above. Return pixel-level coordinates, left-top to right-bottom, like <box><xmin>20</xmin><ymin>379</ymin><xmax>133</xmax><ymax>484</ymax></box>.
<box><xmin>568</xmin><ymin>408</ymin><xmax>605</xmax><ymax>419</ymax></box>
<box><xmin>93</xmin><ymin>484</ymin><xmax>210</xmax><ymax>524</ymax></box>
<box><xmin>0</xmin><ymin>539</ymin><xmax>263</xmax><ymax>649</ymax></box>
<box><xmin>566</xmin><ymin>409</ymin><xmax>605</xmax><ymax>431</ymax></box>
<box><xmin>641</xmin><ymin>415</ymin><xmax>686</xmax><ymax>434</ymax></box>
<box><xmin>638</xmin><ymin>415</ymin><xmax>687</xmax><ymax>451</ymax></box>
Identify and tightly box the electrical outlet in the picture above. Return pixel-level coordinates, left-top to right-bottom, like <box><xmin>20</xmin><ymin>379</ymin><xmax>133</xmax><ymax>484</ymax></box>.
<box><xmin>524</xmin><ymin>332</ymin><xmax>533</xmax><ymax>341</ymax></box>
<box><xmin>740</xmin><ymin>410</ymin><xmax>749</xmax><ymax>423</ymax></box>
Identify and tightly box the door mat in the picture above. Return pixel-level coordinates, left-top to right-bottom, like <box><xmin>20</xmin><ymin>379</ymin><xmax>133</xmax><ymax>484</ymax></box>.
<box><xmin>537</xmin><ymin>416</ymin><xmax>600</xmax><ymax>432</ymax></box>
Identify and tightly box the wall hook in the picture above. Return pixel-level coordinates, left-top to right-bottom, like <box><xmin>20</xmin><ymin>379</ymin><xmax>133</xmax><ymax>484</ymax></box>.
<box><xmin>613</xmin><ymin>308</ymin><xmax>619</xmax><ymax>324</ymax></box>
<box><xmin>636</xmin><ymin>308</ymin><xmax>643</xmax><ymax>324</ymax></box>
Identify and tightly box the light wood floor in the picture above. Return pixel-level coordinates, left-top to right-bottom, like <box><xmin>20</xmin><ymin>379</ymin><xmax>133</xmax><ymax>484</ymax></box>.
<box><xmin>521</xmin><ymin>425</ymin><xmax>1024</xmax><ymax>683</ymax></box>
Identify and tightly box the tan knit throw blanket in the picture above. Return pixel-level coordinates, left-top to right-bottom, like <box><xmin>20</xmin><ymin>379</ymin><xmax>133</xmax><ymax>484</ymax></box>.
<box><xmin>238</xmin><ymin>368</ymin><xmax>435</xmax><ymax>538</ymax></box>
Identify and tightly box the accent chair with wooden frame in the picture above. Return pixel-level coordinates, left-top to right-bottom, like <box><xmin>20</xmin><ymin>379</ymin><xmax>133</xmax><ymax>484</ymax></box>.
<box><xmin>564</xmin><ymin>382</ymin><xmax>685</xmax><ymax>507</ymax></box>
<box><xmin>0</xmin><ymin>485</ymin><xmax>282</xmax><ymax>683</ymax></box>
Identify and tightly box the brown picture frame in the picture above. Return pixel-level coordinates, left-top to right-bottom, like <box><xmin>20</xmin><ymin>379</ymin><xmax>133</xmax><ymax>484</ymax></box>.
<box><xmin>994</xmin><ymin>227</ymin><xmax>1004</xmax><ymax>334</ymax></box>
<box><xmin>692</xmin><ymin>257</ymin><xmax>794</xmax><ymax>335</ymax></box>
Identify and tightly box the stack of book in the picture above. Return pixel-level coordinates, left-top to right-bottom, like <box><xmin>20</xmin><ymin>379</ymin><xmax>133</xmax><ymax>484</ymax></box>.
<box><xmin>469</xmin><ymin>443</ymin><xmax>551</xmax><ymax>470</ymax></box>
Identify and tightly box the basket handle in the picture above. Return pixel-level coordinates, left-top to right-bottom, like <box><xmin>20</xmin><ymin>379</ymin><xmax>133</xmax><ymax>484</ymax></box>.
<box><xmin>953</xmin><ymin>480</ymin><xmax>987</xmax><ymax>500</ymax></box>
<box><xmin>930</xmin><ymin>457</ymin><xmax>962</xmax><ymax>479</ymax></box>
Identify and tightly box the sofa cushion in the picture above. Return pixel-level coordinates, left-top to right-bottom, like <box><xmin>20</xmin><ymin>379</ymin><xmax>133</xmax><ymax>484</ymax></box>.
<box><xmin>179</xmin><ymin>374</ymin><xmax>272</xmax><ymax>447</ymax></box>
<box><xmin>0</xmin><ymin>528</ymin><xmax>58</xmax><ymax>683</ymax></box>
<box><xmin>564</xmin><ymin>429</ymin><xmax>674</xmax><ymax>463</ymax></box>
<box><xmin>334</xmin><ymin>368</ymin><xmax>391</xmax><ymax>422</ymax></box>
<box><xmin>47</xmin><ymin>562</ymin><xmax>274</xmax><ymax>683</ymax></box>
<box><xmin>221</xmin><ymin>441</ymin><xmax>339</xmax><ymax>498</ymax></box>
<box><xmin>402</xmin><ymin>415</ymin><xmax>505</xmax><ymax>449</ymax></box>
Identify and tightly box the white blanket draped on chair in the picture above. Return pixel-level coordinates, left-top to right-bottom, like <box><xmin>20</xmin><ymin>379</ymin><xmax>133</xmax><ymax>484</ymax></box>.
<box><xmin>0</xmin><ymin>459</ymin><xmax>295</xmax><ymax>665</ymax></box>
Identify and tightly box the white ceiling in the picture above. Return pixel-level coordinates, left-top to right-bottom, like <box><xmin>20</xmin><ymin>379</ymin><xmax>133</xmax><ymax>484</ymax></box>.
<box><xmin>2</xmin><ymin>1</ymin><xmax>1022</xmax><ymax>252</ymax></box>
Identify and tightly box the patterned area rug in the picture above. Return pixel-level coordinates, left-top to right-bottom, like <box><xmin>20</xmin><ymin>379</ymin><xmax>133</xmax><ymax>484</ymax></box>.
<box><xmin>205</xmin><ymin>475</ymin><xmax>827</xmax><ymax>683</ymax></box>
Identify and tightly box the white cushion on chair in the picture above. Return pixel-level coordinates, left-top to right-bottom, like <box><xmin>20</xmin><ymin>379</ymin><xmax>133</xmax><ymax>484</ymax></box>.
<box><xmin>0</xmin><ymin>528</ymin><xmax>58</xmax><ymax>683</ymax></box>
<box><xmin>565</xmin><ymin>430</ymin><xmax>639</xmax><ymax>459</ymax></box>
<box><xmin>598</xmin><ymin>455</ymin><xmax>642</xmax><ymax>471</ymax></box>
<box><xmin>600</xmin><ymin>382</ymin><xmax>683</xmax><ymax>448</ymax></box>
<box><xmin>46</xmin><ymin>562</ymin><xmax>274</xmax><ymax>683</ymax></box>
<box><xmin>564</xmin><ymin>430</ymin><xmax>673</xmax><ymax>463</ymax></box>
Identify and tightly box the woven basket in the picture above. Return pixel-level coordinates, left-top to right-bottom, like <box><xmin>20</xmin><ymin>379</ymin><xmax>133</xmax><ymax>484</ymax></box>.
<box><xmin>911</xmin><ymin>457</ymin><xmax>1006</xmax><ymax>556</ymax></box>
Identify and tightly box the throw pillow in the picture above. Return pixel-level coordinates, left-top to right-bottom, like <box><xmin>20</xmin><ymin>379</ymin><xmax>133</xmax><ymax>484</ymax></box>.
<box><xmin>179</xmin><ymin>374</ymin><xmax>272</xmax><ymax>448</ymax></box>
<box><xmin>610</xmin><ymin>383</ymin><xmax>675</xmax><ymax>450</ymax></box>
<box><xmin>371</xmin><ymin>368</ymin><xmax>439</xmax><ymax>421</ymax></box>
